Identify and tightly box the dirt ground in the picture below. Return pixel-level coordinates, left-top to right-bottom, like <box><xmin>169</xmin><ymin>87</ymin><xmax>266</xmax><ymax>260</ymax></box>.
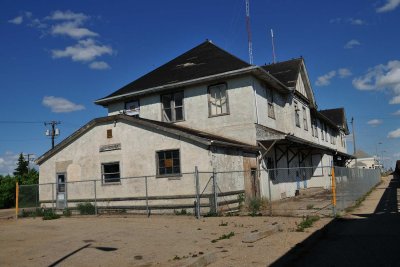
<box><xmin>0</xmin><ymin>213</ymin><xmax>331</xmax><ymax>267</ymax></box>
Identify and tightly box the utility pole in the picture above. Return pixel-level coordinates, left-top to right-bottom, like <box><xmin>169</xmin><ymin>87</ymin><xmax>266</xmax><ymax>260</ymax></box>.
<box><xmin>44</xmin><ymin>121</ymin><xmax>61</xmax><ymax>149</ymax></box>
<box><xmin>351</xmin><ymin>117</ymin><xmax>357</xmax><ymax>167</ymax></box>
<box><xmin>23</xmin><ymin>153</ymin><xmax>35</xmax><ymax>168</ymax></box>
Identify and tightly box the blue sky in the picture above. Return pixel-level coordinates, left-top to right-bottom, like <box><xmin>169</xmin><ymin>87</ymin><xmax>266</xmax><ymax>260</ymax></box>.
<box><xmin>1</xmin><ymin>0</ymin><xmax>399</xmax><ymax>174</ymax></box>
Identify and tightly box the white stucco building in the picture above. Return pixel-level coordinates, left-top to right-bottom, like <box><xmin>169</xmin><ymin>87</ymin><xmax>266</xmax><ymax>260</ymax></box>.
<box><xmin>36</xmin><ymin>40</ymin><xmax>352</xmax><ymax>210</ymax></box>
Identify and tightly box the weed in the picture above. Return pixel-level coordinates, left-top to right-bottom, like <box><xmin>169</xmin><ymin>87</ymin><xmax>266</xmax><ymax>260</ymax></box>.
<box><xmin>237</xmin><ymin>193</ymin><xmax>245</xmax><ymax>210</ymax></box>
<box><xmin>306</xmin><ymin>204</ymin><xmax>314</xmax><ymax>210</ymax></box>
<box><xmin>173</xmin><ymin>255</ymin><xmax>181</xmax><ymax>260</ymax></box>
<box><xmin>211</xmin><ymin>231</ymin><xmax>235</xmax><ymax>243</ymax></box>
<box><xmin>77</xmin><ymin>202</ymin><xmax>96</xmax><ymax>215</ymax></box>
<box><xmin>248</xmin><ymin>197</ymin><xmax>262</xmax><ymax>216</ymax></box>
<box><xmin>63</xmin><ymin>208</ymin><xmax>72</xmax><ymax>217</ymax></box>
<box><xmin>296</xmin><ymin>215</ymin><xmax>320</xmax><ymax>232</ymax></box>
<box><xmin>21</xmin><ymin>208</ymin><xmax>44</xmax><ymax>218</ymax></box>
<box><xmin>174</xmin><ymin>209</ymin><xmax>190</xmax><ymax>216</ymax></box>
<box><xmin>219</xmin><ymin>220</ymin><xmax>228</xmax><ymax>226</ymax></box>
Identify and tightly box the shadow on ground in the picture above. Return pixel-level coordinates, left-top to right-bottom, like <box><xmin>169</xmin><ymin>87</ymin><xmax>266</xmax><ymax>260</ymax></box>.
<box><xmin>271</xmin><ymin>174</ymin><xmax>400</xmax><ymax>267</ymax></box>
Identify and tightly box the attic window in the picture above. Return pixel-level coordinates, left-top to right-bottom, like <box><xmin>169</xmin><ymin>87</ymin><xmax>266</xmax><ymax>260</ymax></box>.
<box><xmin>107</xmin><ymin>129</ymin><xmax>112</xmax><ymax>138</ymax></box>
<box><xmin>161</xmin><ymin>91</ymin><xmax>184</xmax><ymax>122</ymax></box>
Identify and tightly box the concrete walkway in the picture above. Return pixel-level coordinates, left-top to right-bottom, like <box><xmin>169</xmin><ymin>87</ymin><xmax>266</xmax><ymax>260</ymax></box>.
<box><xmin>271</xmin><ymin>174</ymin><xmax>400</xmax><ymax>266</ymax></box>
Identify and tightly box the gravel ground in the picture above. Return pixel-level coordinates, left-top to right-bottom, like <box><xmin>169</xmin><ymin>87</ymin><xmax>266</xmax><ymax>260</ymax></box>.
<box><xmin>0</xmin><ymin>214</ymin><xmax>331</xmax><ymax>267</ymax></box>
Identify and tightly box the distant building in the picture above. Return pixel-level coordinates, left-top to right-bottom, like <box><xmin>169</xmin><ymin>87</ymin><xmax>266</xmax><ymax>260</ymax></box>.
<box><xmin>348</xmin><ymin>150</ymin><xmax>380</xmax><ymax>169</ymax></box>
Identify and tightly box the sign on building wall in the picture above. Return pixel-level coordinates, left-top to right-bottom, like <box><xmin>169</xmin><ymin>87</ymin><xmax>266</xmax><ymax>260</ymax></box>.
<box><xmin>99</xmin><ymin>143</ymin><xmax>121</xmax><ymax>152</ymax></box>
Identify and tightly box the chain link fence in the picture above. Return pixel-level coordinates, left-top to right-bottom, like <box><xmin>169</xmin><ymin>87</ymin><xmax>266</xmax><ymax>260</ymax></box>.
<box><xmin>17</xmin><ymin>166</ymin><xmax>381</xmax><ymax>218</ymax></box>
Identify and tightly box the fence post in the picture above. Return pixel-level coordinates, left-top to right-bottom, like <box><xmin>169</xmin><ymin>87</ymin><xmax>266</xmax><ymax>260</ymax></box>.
<box><xmin>267</xmin><ymin>169</ymin><xmax>272</xmax><ymax>216</ymax></box>
<box><xmin>212</xmin><ymin>168</ymin><xmax>218</xmax><ymax>215</ymax></box>
<box><xmin>331</xmin><ymin>166</ymin><xmax>337</xmax><ymax>217</ymax></box>
<box><xmin>94</xmin><ymin>180</ymin><xmax>97</xmax><ymax>215</ymax></box>
<box><xmin>51</xmin><ymin>183</ymin><xmax>54</xmax><ymax>210</ymax></box>
<box><xmin>145</xmin><ymin>176</ymin><xmax>149</xmax><ymax>217</ymax></box>
<box><xmin>194</xmin><ymin>166</ymin><xmax>200</xmax><ymax>219</ymax></box>
<box><xmin>15</xmin><ymin>182</ymin><xmax>19</xmax><ymax>220</ymax></box>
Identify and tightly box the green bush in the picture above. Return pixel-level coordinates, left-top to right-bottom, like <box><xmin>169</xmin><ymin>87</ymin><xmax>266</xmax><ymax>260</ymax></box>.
<box><xmin>296</xmin><ymin>215</ymin><xmax>320</xmax><ymax>232</ymax></box>
<box><xmin>42</xmin><ymin>209</ymin><xmax>60</xmax><ymax>220</ymax></box>
<box><xmin>21</xmin><ymin>208</ymin><xmax>44</xmax><ymax>218</ymax></box>
<box><xmin>63</xmin><ymin>208</ymin><xmax>72</xmax><ymax>217</ymax></box>
<box><xmin>77</xmin><ymin>202</ymin><xmax>96</xmax><ymax>215</ymax></box>
<box><xmin>249</xmin><ymin>197</ymin><xmax>262</xmax><ymax>216</ymax></box>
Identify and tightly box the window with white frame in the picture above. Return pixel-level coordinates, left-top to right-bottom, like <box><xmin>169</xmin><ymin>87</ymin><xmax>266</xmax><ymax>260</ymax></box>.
<box><xmin>208</xmin><ymin>83</ymin><xmax>229</xmax><ymax>116</ymax></box>
<box><xmin>294</xmin><ymin>101</ymin><xmax>300</xmax><ymax>127</ymax></box>
<box><xmin>157</xmin><ymin>149</ymin><xmax>181</xmax><ymax>176</ymax></box>
<box><xmin>266</xmin><ymin>87</ymin><xmax>275</xmax><ymax>119</ymax></box>
<box><xmin>161</xmin><ymin>91</ymin><xmax>184</xmax><ymax>122</ymax></box>
<box><xmin>101</xmin><ymin>162</ymin><xmax>121</xmax><ymax>183</ymax></box>
<box><xmin>303</xmin><ymin>107</ymin><xmax>308</xmax><ymax>131</ymax></box>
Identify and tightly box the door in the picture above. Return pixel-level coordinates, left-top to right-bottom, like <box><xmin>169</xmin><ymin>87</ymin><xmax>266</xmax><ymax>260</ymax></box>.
<box><xmin>56</xmin><ymin>173</ymin><xmax>67</xmax><ymax>209</ymax></box>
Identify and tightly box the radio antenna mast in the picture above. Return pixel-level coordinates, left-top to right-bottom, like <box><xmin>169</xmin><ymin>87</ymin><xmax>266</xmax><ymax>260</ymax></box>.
<box><xmin>271</xmin><ymin>28</ymin><xmax>276</xmax><ymax>63</ymax></box>
<box><xmin>245</xmin><ymin>0</ymin><xmax>253</xmax><ymax>65</ymax></box>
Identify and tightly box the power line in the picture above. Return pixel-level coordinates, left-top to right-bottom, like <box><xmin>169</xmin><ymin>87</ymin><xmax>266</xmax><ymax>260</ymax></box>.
<box><xmin>0</xmin><ymin>121</ymin><xmax>44</xmax><ymax>124</ymax></box>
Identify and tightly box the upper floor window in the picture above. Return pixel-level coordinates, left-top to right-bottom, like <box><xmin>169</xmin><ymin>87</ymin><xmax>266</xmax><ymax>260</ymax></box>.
<box><xmin>294</xmin><ymin>101</ymin><xmax>300</xmax><ymax>127</ymax></box>
<box><xmin>312</xmin><ymin>118</ymin><xmax>318</xmax><ymax>138</ymax></box>
<box><xmin>321</xmin><ymin>121</ymin><xmax>324</xmax><ymax>141</ymax></box>
<box><xmin>208</xmin><ymin>83</ymin><xmax>229</xmax><ymax>116</ymax></box>
<box><xmin>266</xmin><ymin>88</ymin><xmax>275</xmax><ymax>119</ymax></box>
<box><xmin>161</xmin><ymin>91</ymin><xmax>184</xmax><ymax>122</ymax></box>
<box><xmin>302</xmin><ymin>107</ymin><xmax>308</xmax><ymax>131</ymax></box>
<box><xmin>125</xmin><ymin>100</ymin><xmax>140</xmax><ymax>116</ymax></box>
<box><xmin>324</xmin><ymin>124</ymin><xmax>328</xmax><ymax>141</ymax></box>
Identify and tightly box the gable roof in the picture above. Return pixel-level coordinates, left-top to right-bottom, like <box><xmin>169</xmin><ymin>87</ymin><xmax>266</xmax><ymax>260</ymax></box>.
<box><xmin>96</xmin><ymin>40</ymin><xmax>250</xmax><ymax>102</ymax></box>
<box><xmin>95</xmin><ymin>41</ymin><xmax>290</xmax><ymax>106</ymax></box>
<box><xmin>35</xmin><ymin>114</ymin><xmax>259</xmax><ymax>165</ymax></box>
<box><xmin>261</xmin><ymin>58</ymin><xmax>302</xmax><ymax>88</ymax></box>
<box><xmin>320</xmin><ymin>108</ymin><xmax>350</xmax><ymax>134</ymax></box>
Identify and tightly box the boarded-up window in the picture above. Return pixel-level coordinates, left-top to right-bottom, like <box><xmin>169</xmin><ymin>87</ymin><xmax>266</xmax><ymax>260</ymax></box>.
<box><xmin>294</xmin><ymin>101</ymin><xmax>300</xmax><ymax>127</ymax></box>
<box><xmin>266</xmin><ymin>87</ymin><xmax>275</xmax><ymax>119</ymax></box>
<box><xmin>157</xmin><ymin>150</ymin><xmax>180</xmax><ymax>176</ymax></box>
<box><xmin>208</xmin><ymin>83</ymin><xmax>229</xmax><ymax>116</ymax></box>
<box><xmin>107</xmin><ymin>129</ymin><xmax>112</xmax><ymax>138</ymax></box>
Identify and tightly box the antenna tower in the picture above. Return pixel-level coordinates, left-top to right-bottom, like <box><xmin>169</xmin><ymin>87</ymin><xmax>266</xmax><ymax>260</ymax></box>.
<box><xmin>245</xmin><ymin>0</ymin><xmax>253</xmax><ymax>65</ymax></box>
<box><xmin>271</xmin><ymin>29</ymin><xmax>276</xmax><ymax>63</ymax></box>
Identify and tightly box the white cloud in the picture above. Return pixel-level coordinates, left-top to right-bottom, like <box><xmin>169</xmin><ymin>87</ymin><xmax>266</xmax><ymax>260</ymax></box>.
<box><xmin>51</xmin><ymin>38</ymin><xmax>113</xmax><ymax>62</ymax></box>
<box><xmin>388</xmin><ymin>128</ymin><xmax>400</xmax><ymax>138</ymax></box>
<box><xmin>0</xmin><ymin>152</ymin><xmax>20</xmax><ymax>175</ymax></box>
<box><xmin>376</xmin><ymin>0</ymin><xmax>400</xmax><ymax>13</ymax></box>
<box><xmin>367</xmin><ymin>119</ymin><xmax>383</xmax><ymax>127</ymax></box>
<box><xmin>47</xmin><ymin>10</ymin><xmax>88</xmax><ymax>22</ymax></box>
<box><xmin>344</xmin><ymin>39</ymin><xmax>361</xmax><ymax>49</ymax></box>
<box><xmin>353</xmin><ymin>60</ymin><xmax>400</xmax><ymax>104</ymax></box>
<box><xmin>8</xmin><ymin>16</ymin><xmax>23</xmax><ymax>25</ymax></box>
<box><xmin>394</xmin><ymin>152</ymin><xmax>400</xmax><ymax>157</ymax></box>
<box><xmin>89</xmin><ymin>61</ymin><xmax>110</xmax><ymax>70</ymax></box>
<box><xmin>315</xmin><ymin>71</ymin><xmax>336</xmax><ymax>86</ymax></box>
<box><xmin>348</xmin><ymin>18</ymin><xmax>366</xmax><ymax>25</ymax></box>
<box><xmin>42</xmin><ymin>96</ymin><xmax>85</xmax><ymax>113</ymax></box>
<box><xmin>51</xmin><ymin>21</ymin><xmax>98</xmax><ymax>39</ymax></box>
<box><xmin>338</xmin><ymin>68</ymin><xmax>352</xmax><ymax>78</ymax></box>
<box><xmin>393</xmin><ymin>110</ymin><xmax>400</xmax><ymax>115</ymax></box>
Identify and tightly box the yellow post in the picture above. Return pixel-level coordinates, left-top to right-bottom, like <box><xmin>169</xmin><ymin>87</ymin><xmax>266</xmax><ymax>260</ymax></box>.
<box><xmin>331</xmin><ymin>167</ymin><xmax>336</xmax><ymax>216</ymax></box>
<box><xmin>15</xmin><ymin>182</ymin><xmax>19</xmax><ymax>220</ymax></box>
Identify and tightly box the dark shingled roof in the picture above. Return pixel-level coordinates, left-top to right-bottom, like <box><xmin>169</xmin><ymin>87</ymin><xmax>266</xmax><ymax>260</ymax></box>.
<box><xmin>320</xmin><ymin>108</ymin><xmax>350</xmax><ymax>134</ymax></box>
<box><xmin>99</xmin><ymin>40</ymin><xmax>250</xmax><ymax>101</ymax></box>
<box><xmin>261</xmin><ymin>58</ymin><xmax>302</xmax><ymax>88</ymax></box>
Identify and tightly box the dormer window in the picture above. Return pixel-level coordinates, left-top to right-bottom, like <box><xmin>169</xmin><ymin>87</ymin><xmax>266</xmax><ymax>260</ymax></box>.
<box><xmin>125</xmin><ymin>100</ymin><xmax>140</xmax><ymax>116</ymax></box>
<box><xmin>161</xmin><ymin>91</ymin><xmax>184</xmax><ymax>122</ymax></box>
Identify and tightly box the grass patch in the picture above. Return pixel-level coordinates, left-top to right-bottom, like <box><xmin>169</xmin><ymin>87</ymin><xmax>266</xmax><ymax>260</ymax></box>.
<box><xmin>211</xmin><ymin>231</ymin><xmax>235</xmax><ymax>243</ymax></box>
<box><xmin>174</xmin><ymin>209</ymin><xmax>190</xmax><ymax>216</ymax></box>
<box><xmin>306</xmin><ymin>204</ymin><xmax>314</xmax><ymax>210</ymax></box>
<box><xmin>63</xmin><ymin>208</ymin><xmax>72</xmax><ymax>217</ymax></box>
<box><xmin>21</xmin><ymin>208</ymin><xmax>44</xmax><ymax>218</ymax></box>
<box><xmin>219</xmin><ymin>220</ymin><xmax>228</xmax><ymax>226</ymax></box>
<box><xmin>296</xmin><ymin>215</ymin><xmax>320</xmax><ymax>232</ymax></box>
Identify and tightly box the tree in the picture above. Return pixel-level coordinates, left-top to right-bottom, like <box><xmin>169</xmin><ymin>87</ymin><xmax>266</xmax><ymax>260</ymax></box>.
<box><xmin>13</xmin><ymin>153</ymin><xmax>29</xmax><ymax>177</ymax></box>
